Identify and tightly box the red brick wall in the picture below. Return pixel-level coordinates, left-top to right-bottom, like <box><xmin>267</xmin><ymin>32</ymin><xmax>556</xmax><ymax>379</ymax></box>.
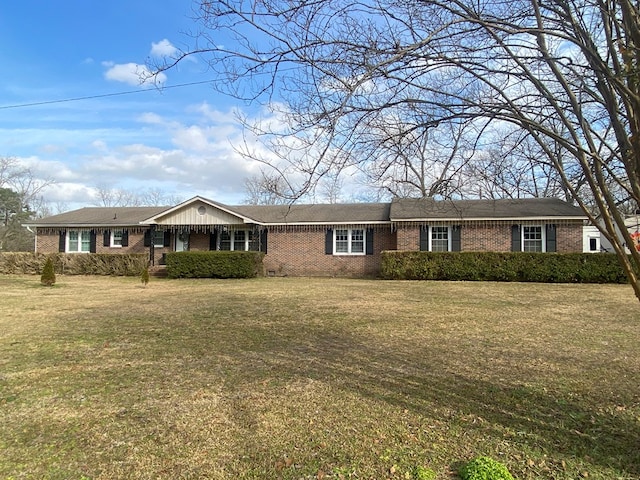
<box><xmin>462</xmin><ymin>224</ymin><xmax>513</xmax><ymax>252</ymax></box>
<box><xmin>397</xmin><ymin>225</ymin><xmax>419</xmax><ymax>251</ymax></box>
<box><xmin>395</xmin><ymin>222</ymin><xmax>584</xmax><ymax>253</ymax></box>
<box><xmin>35</xmin><ymin>229</ymin><xmax>168</xmax><ymax>264</ymax></box>
<box><xmin>35</xmin><ymin>231</ymin><xmax>60</xmax><ymax>254</ymax></box>
<box><xmin>36</xmin><ymin>221</ymin><xmax>584</xmax><ymax>275</ymax></box>
<box><xmin>96</xmin><ymin>231</ymin><xmax>148</xmax><ymax>254</ymax></box>
<box><xmin>556</xmin><ymin>223</ymin><xmax>583</xmax><ymax>253</ymax></box>
<box><xmin>263</xmin><ymin>227</ymin><xmax>397</xmax><ymax>277</ymax></box>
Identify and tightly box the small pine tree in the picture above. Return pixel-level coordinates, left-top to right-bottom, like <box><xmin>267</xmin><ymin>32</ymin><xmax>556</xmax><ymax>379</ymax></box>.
<box><xmin>41</xmin><ymin>257</ymin><xmax>56</xmax><ymax>287</ymax></box>
<box><xmin>140</xmin><ymin>265</ymin><xmax>150</xmax><ymax>287</ymax></box>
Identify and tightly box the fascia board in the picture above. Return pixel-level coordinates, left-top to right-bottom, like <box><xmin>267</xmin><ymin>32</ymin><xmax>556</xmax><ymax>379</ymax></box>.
<box><xmin>391</xmin><ymin>216</ymin><xmax>587</xmax><ymax>222</ymax></box>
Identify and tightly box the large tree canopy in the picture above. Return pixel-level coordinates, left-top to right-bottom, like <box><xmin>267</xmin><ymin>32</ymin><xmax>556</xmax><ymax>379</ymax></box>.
<box><xmin>159</xmin><ymin>0</ymin><xmax>640</xmax><ymax>299</ymax></box>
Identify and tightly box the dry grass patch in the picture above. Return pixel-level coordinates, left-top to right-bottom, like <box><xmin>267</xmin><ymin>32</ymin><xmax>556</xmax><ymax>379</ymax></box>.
<box><xmin>0</xmin><ymin>275</ymin><xmax>638</xmax><ymax>479</ymax></box>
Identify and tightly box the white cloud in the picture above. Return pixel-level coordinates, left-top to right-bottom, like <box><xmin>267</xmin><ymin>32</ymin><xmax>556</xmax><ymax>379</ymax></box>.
<box><xmin>103</xmin><ymin>62</ymin><xmax>167</xmax><ymax>86</ymax></box>
<box><xmin>4</xmin><ymin>102</ymin><xmax>297</xmax><ymax>209</ymax></box>
<box><xmin>138</xmin><ymin>112</ymin><xmax>164</xmax><ymax>125</ymax></box>
<box><xmin>151</xmin><ymin>39</ymin><xmax>178</xmax><ymax>58</ymax></box>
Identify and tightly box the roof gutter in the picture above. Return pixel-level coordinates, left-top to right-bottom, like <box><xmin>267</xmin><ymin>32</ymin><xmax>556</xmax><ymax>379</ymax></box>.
<box><xmin>391</xmin><ymin>216</ymin><xmax>587</xmax><ymax>222</ymax></box>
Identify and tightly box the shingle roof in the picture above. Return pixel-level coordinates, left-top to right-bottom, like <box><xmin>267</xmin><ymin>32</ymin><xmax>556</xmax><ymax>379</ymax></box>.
<box><xmin>231</xmin><ymin>202</ymin><xmax>392</xmax><ymax>224</ymax></box>
<box><xmin>26</xmin><ymin>206</ymin><xmax>171</xmax><ymax>227</ymax></box>
<box><xmin>26</xmin><ymin>197</ymin><xmax>586</xmax><ymax>227</ymax></box>
<box><xmin>390</xmin><ymin>197</ymin><xmax>586</xmax><ymax>221</ymax></box>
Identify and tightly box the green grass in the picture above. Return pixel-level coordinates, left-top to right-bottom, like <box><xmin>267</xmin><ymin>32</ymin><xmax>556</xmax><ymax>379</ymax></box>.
<box><xmin>0</xmin><ymin>275</ymin><xmax>639</xmax><ymax>479</ymax></box>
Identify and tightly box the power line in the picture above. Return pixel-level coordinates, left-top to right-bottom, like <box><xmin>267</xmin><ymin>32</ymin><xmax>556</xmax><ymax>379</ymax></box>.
<box><xmin>0</xmin><ymin>80</ymin><xmax>215</xmax><ymax>110</ymax></box>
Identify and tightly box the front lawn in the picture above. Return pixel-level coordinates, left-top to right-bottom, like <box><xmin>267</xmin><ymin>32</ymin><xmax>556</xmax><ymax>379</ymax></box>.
<box><xmin>0</xmin><ymin>276</ymin><xmax>638</xmax><ymax>479</ymax></box>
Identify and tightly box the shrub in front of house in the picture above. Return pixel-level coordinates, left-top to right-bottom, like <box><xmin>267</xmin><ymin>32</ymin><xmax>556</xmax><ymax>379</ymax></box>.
<box><xmin>0</xmin><ymin>252</ymin><xmax>147</xmax><ymax>276</ymax></box>
<box><xmin>0</xmin><ymin>252</ymin><xmax>44</xmax><ymax>274</ymax></box>
<box><xmin>380</xmin><ymin>251</ymin><xmax>629</xmax><ymax>283</ymax></box>
<box><xmin>61</xmin><ymin>253</ymin><xmax>149</xmax><ymax>276</ymax></box>
<box><xmin>165</xmin><ymin>251</ymin><xmax>265</xmax><ymax>279</ymax></box>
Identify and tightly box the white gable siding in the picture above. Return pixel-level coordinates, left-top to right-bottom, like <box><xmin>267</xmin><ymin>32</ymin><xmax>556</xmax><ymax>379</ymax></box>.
<box><xmin>583</xmin><ymin>226</ymin><xmax>601</xmax><ymax>253</ymax></box>
<box><xmin>154</xmin><ymin>201</ymin><xmax>244</xmax><ymax>226</ymax></box>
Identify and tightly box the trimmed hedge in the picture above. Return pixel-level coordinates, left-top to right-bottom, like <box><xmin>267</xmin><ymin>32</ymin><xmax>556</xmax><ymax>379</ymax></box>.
<box><xmin>165</xmin><ymin>251</ymin><xmax>265</xmax><ymax>279</ymax></box>
<box><xmin>380</xmin><ymin>251</ymin><xmax>630</xmax><ymax>283</ymax></box>
<box><xmin>0</xmin><ymin>252</ymin><xmax>147</xmax><ymax>276</ymax></box>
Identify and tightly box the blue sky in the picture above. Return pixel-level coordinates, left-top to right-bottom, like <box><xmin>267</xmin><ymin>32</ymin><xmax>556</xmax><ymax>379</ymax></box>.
<box><xmin>0</xmin><ymin>1</ymin><xmax>271</xmax><ymax>209</ymax></box>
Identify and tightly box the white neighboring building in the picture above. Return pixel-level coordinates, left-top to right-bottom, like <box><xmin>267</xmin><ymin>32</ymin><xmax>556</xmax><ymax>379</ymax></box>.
<box><xmin>583</xmin><ymin>225</ymin><xmax>603</xmax><ymax>252</ymax></box>
<box><xmin>583</xmin><ymin>213</ymin><xmax>640</xmax><ymax>253</ymax></box>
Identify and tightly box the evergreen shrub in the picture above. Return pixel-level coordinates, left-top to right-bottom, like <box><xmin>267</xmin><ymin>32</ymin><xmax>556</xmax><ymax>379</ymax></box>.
<box><xmin>165</xmin><ymin>251</ymin><xmax>264</xmax><ymax>279</ymax></box>
<box><xmin>380</xmin><ymin>251</ymin><xmax>629</xmax><ymax>283</ymax></box>
<box><xmin>40</xmin><ymin>256</ymin><xmax>56</xmax><ymax>286</ymax></box>
<box><xmin>140</xmin><ymin>265</ymin><xmax>150</xmax><ymax>286</ymax></box>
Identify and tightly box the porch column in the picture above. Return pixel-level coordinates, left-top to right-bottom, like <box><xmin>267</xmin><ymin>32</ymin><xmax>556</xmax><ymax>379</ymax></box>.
<box><xmin>149</xmin><ymin>225</ymin><xmax>155</xmax><ymax>266</ymax></box>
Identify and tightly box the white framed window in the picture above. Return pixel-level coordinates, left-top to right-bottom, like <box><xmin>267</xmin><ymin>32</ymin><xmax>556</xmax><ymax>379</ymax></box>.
<box><xmin>421</xmin><ymin>226</ymin><xmax>452</xmax><ymax>252</ymax></box>
<box><xmin>67</xmin><ymin>230</ymin><xmax>91</xmax><ymax>253</ymax></box>
<box><xmin>430</xmin><ymin>226</ymin><xmax>451</xmax><ymax>252</ymax></box>
<box><xmin>334</xmin><ymin>228</ymin><xmax>366</xmax><ymax>255</ymax></box>
<box><xmin>522</xmin><ymin>225</ymin><xmax>545</xmax><ymax>252</ymax></box>
<box><xmin>219</xmin><ymin>230</ymin><xmax>252</xmax><ymax>251</ymax></box>
<box><xmin>111</xmin><ymin>229</ymin><xmax>123</xmax><ymax>248</ymax></box>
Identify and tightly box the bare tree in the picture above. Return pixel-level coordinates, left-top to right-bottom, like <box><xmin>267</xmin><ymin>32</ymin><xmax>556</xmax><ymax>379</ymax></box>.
<box><xmin>354</xmin><ymin>117</ymin><xmax>477</xmax><ymax>199</ymax></box>
<box><xmin>93</xmin><ymin>186</ymin><xmax>182</xmax><ymax>207</ymax></box>
<box><xmin>465</xmin><ymin>126</ymin><xmax>578</xmax><ymax>201</ymax></box>
<box><xmin>138</xmin><ymin>187</ymin><xmax>183</xmax><ymax>207</ymax></box>
<box><xmin>0</xmin><ymin>157</ymin><xmax>54</xmax><ymax>251</ymax></box>
<box><xmin>158</xmin><ymin>0</ymin><xmax>640</xmax><ymax>300</ymax></box>
<box><xmin>243</xmin><ymin>172</ymin><xmax>292</xmax><ymax>205</ymax></box>
<box><xmin>0</xmin><ymin>157</ymin><xmax>53</xmax><ymax>211</ymax></box>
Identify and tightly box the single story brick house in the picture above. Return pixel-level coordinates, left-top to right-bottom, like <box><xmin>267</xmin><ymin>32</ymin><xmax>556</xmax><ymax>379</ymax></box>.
<box><xmin>26</xmin><ymin>196</ymin><xmax>587</xmax><ymax>276</ymax></box>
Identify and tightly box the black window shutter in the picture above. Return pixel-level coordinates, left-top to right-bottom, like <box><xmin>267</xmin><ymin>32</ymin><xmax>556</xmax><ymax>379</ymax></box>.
<box><xmin>163</xmin><ymin>231</ymin><xmax>171</xmax><ymax>247</ymax></box>
<box><xmin>451</xmin><ymin>226</ymin><xmax>462</xmax><ymax>252</ymax></box>
<box><xmin>366</xmin><ymin>228</ymin><xmax>374</xmax><ymax>255</ymax></box>
<box><xmin>103</xmin><ymin>230</ymin><xmax>110</xmax><ymax>247</ymax></box>
<box><xmin>511</xmin><ymin>225</ymin><xmax>521</xmax><ymax>252</ymax></box>
<box><xmin>121</xmin><ymin>230</ymin><xmax>129</xmax><ymax>247</ymax></box>
<box><xmin>546</xmin><ymin>224</ymin><xmax>557</xmax><ymax>252</ymax></box>
<box><xmin>144</xmin><ymin>230</ymin><xmax>151</xmax><ymax>247</ymax></box>
<box><xmin>260</xmin><ymin>229</ymin><xmax>268</xmax><ymax>254</ymax></box>
<box><xmin>89</xmin><ymin>231</ymin><xmax>97</xmax><ymax>253</ymax></box>
<box><xmin>209</xmin><ymin>231</ymin><xmax>217</xmax><ymax>250</ymax></box>
<box><xmin>325</xmin><ymin>229</ymin><xmax>333</xmax><ymax>254</ymax></box>
<box><xmin>419</xmin><ymin>226</ymin><xmax>429</xmax><ymax>251</ymax></box>
<box><xmin>58</xmin><ymin>231</ymin><xmax>66</xmax><ymax>252</ymax></box>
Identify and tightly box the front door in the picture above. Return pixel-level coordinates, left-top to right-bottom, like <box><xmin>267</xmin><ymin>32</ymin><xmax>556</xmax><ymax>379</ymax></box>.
<box><xmin>175</xmin><ymin>232</ymin><xmax>189</xmax><ymax>252</ymax></box>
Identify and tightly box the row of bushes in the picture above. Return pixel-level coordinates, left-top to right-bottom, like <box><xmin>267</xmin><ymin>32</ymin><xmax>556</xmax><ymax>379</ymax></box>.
<box><xmin>165</xmin><ymin>251</ymin><xmax>265</xmax><ymax>278</ymax></box>
<box><xmin>380</xmin><ymin>251</ymin><xmax>630</xmax><ymax>283</ymax></box>
<box><xmin>0</xmin><ymin>252</ymin><xmax>147</xmax><ymax>276</ymax></box>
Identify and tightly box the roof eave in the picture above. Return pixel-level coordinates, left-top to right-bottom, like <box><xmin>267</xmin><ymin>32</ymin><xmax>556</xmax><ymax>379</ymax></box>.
<box><xmin>261</xmin><ymin>220</ymin><xmax>392</xmax><ymax>226</ymax></box>
<box><xmin>391</xmin><ymin>216</ymin><xmax>587</xmax><ymax>222</ymax></box>
<box><xmin>26</xmin><ymin>222</ymin><xmax>147</xmax><ymax>228</ymax></box>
